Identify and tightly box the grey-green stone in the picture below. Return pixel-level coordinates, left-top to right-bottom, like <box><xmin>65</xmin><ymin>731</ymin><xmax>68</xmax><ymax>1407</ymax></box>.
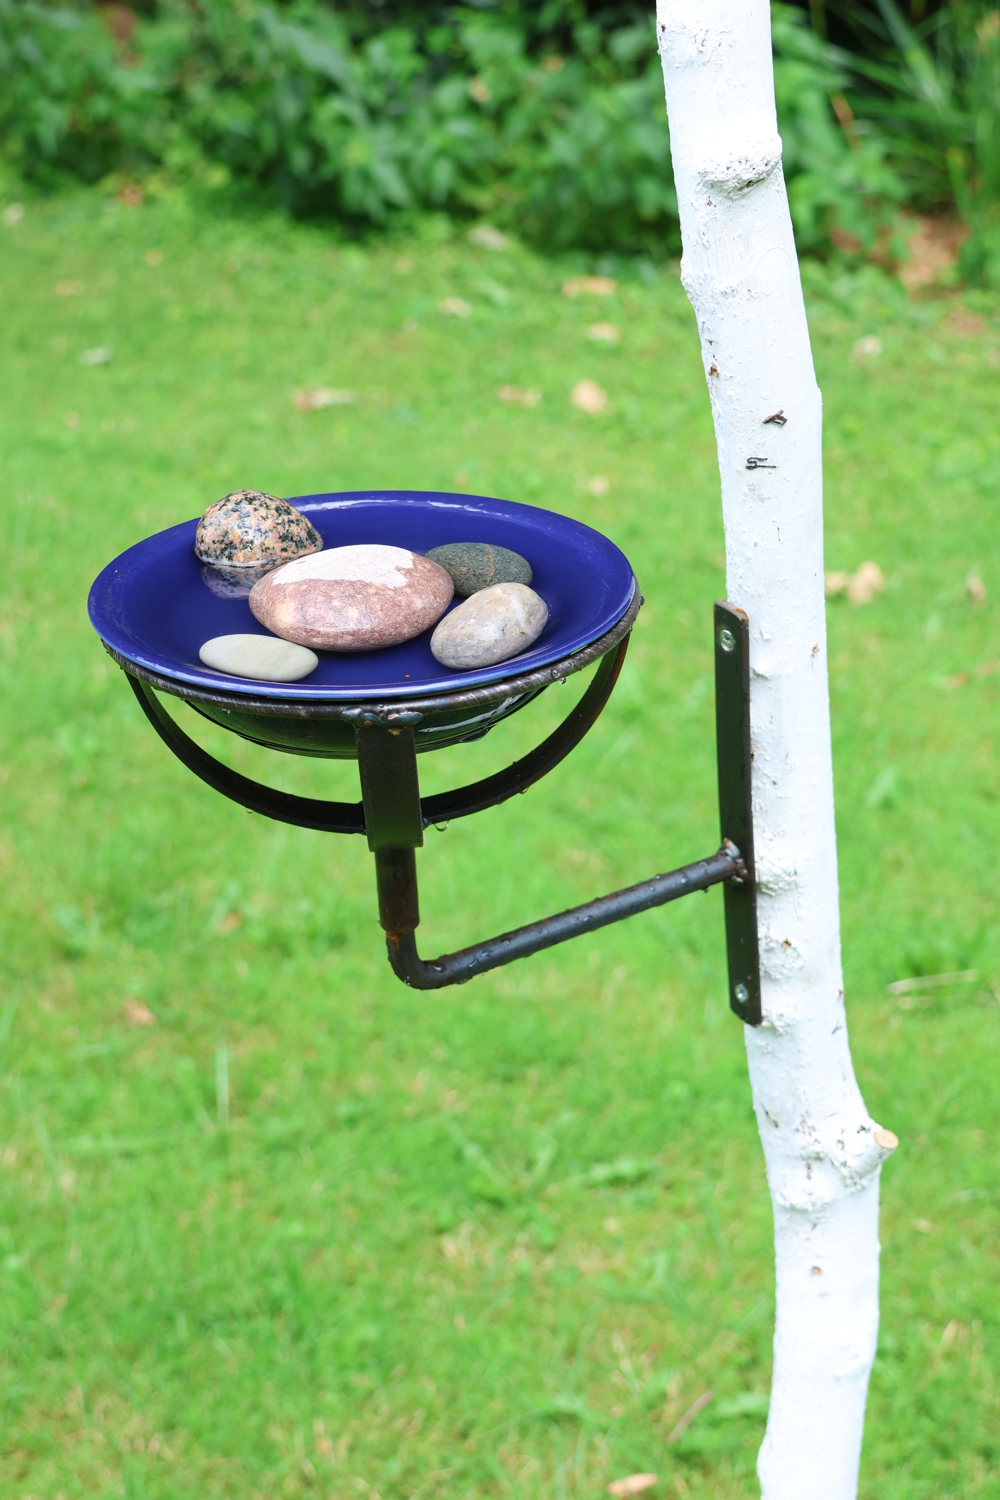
<box><xmin>425</xmin><ymin>542</ymin><xmax>532</xmax><ymax>597</ymax></box>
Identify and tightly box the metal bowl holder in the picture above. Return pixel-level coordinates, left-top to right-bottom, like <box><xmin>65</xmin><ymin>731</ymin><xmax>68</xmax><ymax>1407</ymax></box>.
<box><xmin>108</xmin><ymin>598</ymin><xmax>761</xmax><ymax>1025</ymax></box>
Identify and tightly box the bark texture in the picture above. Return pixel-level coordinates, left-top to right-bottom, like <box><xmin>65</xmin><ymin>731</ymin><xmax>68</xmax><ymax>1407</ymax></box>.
<box><xmin>654</xmin><ymin>4</ymin><xmax>897</xmax><ymax>1495</ymax></box>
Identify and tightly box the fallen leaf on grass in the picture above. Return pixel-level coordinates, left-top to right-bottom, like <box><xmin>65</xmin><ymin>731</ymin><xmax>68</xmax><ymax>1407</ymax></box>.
<box><xmin>666</xmin><ymin>1390</ymin><xmax>714</xmax><ymax>1443</ymax></box>
<box><xmin>477</xmin><ymin>276</ymin><xmax>510</xmax><ymax>307</ymax></box>
<box><xmin>123</xmin><ymin>999</ymin><xmax>156</xmax><ymax>1027</ymax></box>
<box><xmin>888</xmin><ymin>970</ymin><xmax>977</xmax><ymax>994</ymax></box>
<box><xmin>967</xmin><ymin>572</ymin><xmax>986</xmax><ymax>604</ymax></box>
<box><xmin>496</xmin><ymin>385</ymin><xmax>541</xmax><ymax>407</ymax></box>
<box><xmin>943</xmin><ymin>661</ymin><xmax>1000</xmax><ymax>688</ymax></box>
<box><xmin>55</xmin><ymin>281</ymin><xmax>83</xmax><ymax>296</ymax></box>
<box><xmin>2</xmin><ymin>203</ymin><xmax>24</xmax><ymax>226</ymax></box>
<box><xmin>607</xmin><ymin>1476</ymin><xmax>657</xmax><ymax>1497</ymax></box>
<box><xmin>851</xmin><ymin>335</ymin><xmax>882</xmax><ymax>361</ymax></box>
<box><xmin>79</xmin><ymin>347</ymin><xmax>113</xmax><ymax>365</ymax></box>
<box><xmin>440</xmin><ymin>296</ymin><xmax>472</xmax><ymax>318</ymax></box>
<box><xmin>864</xmin><ymin>766</ymin><xmax>896</xmax><ymax>810</ymax></box>
<box><xmin>102</xmin><ymin>3</ymin><xmax>137</xmax><ymax>44</ymax></box>
<box><xmin>468</xmin><ymin>225</ymin><xmax>509</xmax><ymax>251</ymax></box>
<box><xmin>587</xmin><ymin>475</ymin><xmax>611</xmax><ymax>496</ymax></box>
<box><xmin>847</xmin><ymin>561</ymin><xmax>885</xmax><ymax>603</ymax></box>
<box><xmin>899</xmin><ymin>216</ymin><xmax>967</xmax><ymax>293</ymax></box>
<box><xmin>292</xmin><ymin>387</ymin><xmax>356</xmax><ymax>412</ymax></box>
<box><xmin>913</xmin><ymin>1219</ymin><xmax>934</xmax><ymax>1234</ymax></box>
<box><xmin>829</xmin><ymin>226</ymin><xmax>863</xmax><ymax>255</ymax></box>
<box><xmin>571</xmin><ymin>379</ymin><xmax>607</xmax><ymax>415</ymax></box>
<box><xmin>713</xmin><ymin>1392</ymin><xmax>771</xmax><ymax>1419</ymax></box>
<box><xmin>945</xmin><ymin>306</ymin><xmax>986</xmax><ymax>338</ymax></box>
<box><xmin>116</xmin><ymin>183</ymin><xmax>144</xmax><ymax>208</ymax></box>
<box><xmin>563</xmin><ymin>275</ymin><xmax>617</xmax><ymax>298</ymax></box>
<box><xmin>825</xmin><ymin>561</ymin><xmax>884</xmax><ymax>605</ymax></box>
<box><xmin>587</xmin><ymin>322</ymin><xmax>620</xmax><ymax>344</ymax></box>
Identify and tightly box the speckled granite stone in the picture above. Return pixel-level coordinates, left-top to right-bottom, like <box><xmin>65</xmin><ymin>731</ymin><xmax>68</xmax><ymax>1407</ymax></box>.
<box><xmin>199</xmin><ymin>634</ymin><xmax>319</xmax><ymax>682</ymax></box>
<box><xmin>249</xmin><ymin>544</ymin><xmax>454</xmax><ymax>652</ymax></box>
<box><xmin>425</xmin><ymin>542</ymin><xmax>532</xmax><ymax>597</ymax></box>
<box><xmin>430</xmin><ymin>582</ymin><xmax>547</xmax><ymax>669</ymax></box>
<box><xmin>195</xmin><ymin>490</ymin><xmax>322</xmax><ymax>570</ymax></box>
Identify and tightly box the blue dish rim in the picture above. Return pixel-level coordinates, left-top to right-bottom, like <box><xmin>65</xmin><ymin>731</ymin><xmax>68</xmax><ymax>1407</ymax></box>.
<box><xmin>87</xmin><ymin>489</ymin><xmax>637</xmax><ymax>702</ymax></box>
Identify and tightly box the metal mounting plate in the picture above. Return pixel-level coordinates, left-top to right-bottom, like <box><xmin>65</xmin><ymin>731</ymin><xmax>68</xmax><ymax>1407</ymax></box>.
<box><xmin>715</xmin><ymin>601</ymin><xmax>762</xmax><ymax>1026</ymax></box>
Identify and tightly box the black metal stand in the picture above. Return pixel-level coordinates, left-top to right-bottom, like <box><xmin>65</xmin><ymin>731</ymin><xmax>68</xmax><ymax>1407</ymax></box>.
<box><xmin>124</xmin><ymin>634</ymin><xmax>630</xmax><ymax>836</ymax></box>
<box><xmin>116</xmin><ymin>601</ymin><xmax>761</xmax><ymax>1024</ymax></box>
<box><xmin>361</xmin><ymin>602</ymin><xmax>759</xmax><ymax>1022</ymax></box>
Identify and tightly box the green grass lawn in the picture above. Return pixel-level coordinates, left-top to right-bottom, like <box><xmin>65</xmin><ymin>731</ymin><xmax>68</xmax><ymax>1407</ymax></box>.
<box><xmin>0</xmin><ymin>182</ymin><xmax>998</xmax><ymax>1500</ymax></box>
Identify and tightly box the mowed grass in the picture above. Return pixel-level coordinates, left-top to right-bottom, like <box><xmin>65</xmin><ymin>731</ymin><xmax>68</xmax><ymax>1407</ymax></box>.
<box><xmin>0</xmin><ymin>184</ymin><xmax>998</xmax><ymax>1500</ymax></box>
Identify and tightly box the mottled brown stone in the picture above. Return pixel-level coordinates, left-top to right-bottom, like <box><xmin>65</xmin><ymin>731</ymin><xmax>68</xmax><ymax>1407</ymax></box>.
<box><xmin>249</xmin><ymin>545</ymin><xmax>454</xmax><ymax>652</ymax></box>
<box><xmin>195</xmin><ymin>490</ymin><xmax>322</xmax><ymax>569</ymax></box>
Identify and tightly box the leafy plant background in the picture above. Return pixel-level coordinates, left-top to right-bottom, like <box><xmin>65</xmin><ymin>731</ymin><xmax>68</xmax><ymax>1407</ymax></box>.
<box><xmin>1</xmin><ymin>1</ymin><xmax>998</xmax><ymax>269</ymax></box>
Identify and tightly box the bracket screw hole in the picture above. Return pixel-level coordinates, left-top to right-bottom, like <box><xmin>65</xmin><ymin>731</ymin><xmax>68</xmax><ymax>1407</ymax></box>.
<box><xmin>734</xmin><ymin>982</ymin><xmax>750</xmax><ymax>1004</ymax></box>
<box><xmin>719</xmin><ymin>627</ymin><xmax>736</xmax><ymax>653</ymax></box>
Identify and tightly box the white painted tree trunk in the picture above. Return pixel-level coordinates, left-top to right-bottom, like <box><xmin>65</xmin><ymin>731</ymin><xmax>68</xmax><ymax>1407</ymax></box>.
<box><xmin>654</xmin><ymin>4</ymin><xmax>898</xmax><ymax>1496</ymax></box>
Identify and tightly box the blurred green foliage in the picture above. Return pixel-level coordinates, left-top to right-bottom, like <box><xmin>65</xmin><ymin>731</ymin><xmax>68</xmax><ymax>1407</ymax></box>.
<box><xmin>0</xmin><ymin>0</ymin><xmax>905</xmax><ymax>258</ymax></box>
<box><xmin>773</xmin><ymin>2</ymin><xmax>907</xmax><ymax>253</ymax></box>
<box><xmin>1</xmin><ymin>0</ymin><xmax>999</xmax><ymax>271</ymax></box>
<box><xmin>830</xmin><ymin>0</ymin><xmax>1000</xmax><ymax>282</ymax></box>
<box><xmin>0</xmin><ymin>0</ymin><xmax>677</xmax><ymax>253</ymax></box>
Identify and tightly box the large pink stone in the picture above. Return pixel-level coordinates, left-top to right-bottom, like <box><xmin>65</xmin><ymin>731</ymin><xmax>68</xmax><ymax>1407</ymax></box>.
<box><xmin>249</xmin><ymin>545</ymin><xmax>454</xmax><ymax>652</ymax></box>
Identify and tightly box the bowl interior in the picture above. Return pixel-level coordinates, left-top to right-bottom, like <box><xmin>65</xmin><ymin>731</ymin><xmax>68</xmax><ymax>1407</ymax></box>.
<box><xmin>88</xmin><ymin>490</ymin><xmax>636</xmax><ymax>702</ymax></box>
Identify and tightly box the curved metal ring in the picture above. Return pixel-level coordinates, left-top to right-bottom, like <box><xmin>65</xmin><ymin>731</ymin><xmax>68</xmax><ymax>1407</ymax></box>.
<box><xmin>105</xmin><ymin>588</ymin><xmax>641</xmax><ymax>724</ymax></box>
<box><xmin>123</xmin><ymin>633</ymin><xmax>631</xmax><ymax>836</ymax></box>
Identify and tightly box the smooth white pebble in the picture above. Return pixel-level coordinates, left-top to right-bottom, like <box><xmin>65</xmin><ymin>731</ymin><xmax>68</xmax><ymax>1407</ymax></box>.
<box><xmin>199</xmin><ymin>633</ymin><xmax>319</xmax><ymax>682</ymax></box>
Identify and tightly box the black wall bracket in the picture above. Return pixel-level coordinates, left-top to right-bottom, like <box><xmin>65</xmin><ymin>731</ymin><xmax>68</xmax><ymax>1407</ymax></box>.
<box><xmin>363</xmin><ymin>602</ymin><xmax>760</xmax><ymax>1022</ymax></box>
<box><xmin>714</xmin><ymin>602</ymin><xmax>761</xmax><ymax>1025</ymax></box>
<box><xmin>120</xmin><ymin>602</ymin><xmax>761</xmax><ymax>1024</ymax></box>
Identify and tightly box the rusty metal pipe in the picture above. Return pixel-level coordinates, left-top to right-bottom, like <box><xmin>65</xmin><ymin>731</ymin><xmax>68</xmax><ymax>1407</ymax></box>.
<box><xmin>375</xmin><ymin>847</ymin><xmax>420</xmax><ymax>933</ymax></box>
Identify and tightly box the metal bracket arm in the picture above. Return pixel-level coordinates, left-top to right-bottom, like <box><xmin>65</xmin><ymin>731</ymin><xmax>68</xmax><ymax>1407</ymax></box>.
<box><xmin>358</xmin><ymin>602</ymin><xmax>761</xmax><ymax>1022</ymax></box>
<box><xmin>373</xmin><ymin>843</ymin><xmax>745</xmax><ymax>989</ymax></box>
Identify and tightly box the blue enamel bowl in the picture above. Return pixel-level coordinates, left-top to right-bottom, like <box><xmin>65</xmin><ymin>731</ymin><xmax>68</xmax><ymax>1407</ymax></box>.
<box><xmin>88</xmin><ymin>490</ymin><xmax>637</xmax><ymax>758</ymax></box>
